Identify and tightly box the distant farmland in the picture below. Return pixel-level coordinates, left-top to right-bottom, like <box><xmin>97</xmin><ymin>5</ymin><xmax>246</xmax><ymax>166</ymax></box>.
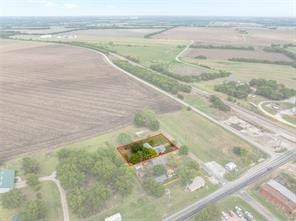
<box><xmin>0</xmin><ymin>40</ymin><xmax>180</xmax><ymax>161</ymax></box>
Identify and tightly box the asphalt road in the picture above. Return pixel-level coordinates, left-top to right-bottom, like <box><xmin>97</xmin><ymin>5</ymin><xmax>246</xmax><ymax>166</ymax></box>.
<box><xmin>163</xmin><ymin>150</ymin><xmax>296</xmax><ymax>221</ymax></box>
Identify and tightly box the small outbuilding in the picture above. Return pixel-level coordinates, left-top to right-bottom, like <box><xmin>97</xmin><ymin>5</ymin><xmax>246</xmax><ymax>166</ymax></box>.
<box><xmin>105</xmin><ymin>213</ymin><xmax>122</xmax><ymax>221</ymax></box>
<box><xmin>0</xmin><ymin>170</ymin><xmax>15</xmax><ymax>193</ymax></box>
<box><xmin>153</xmin><ymin>144</ymin><xmax>166</xmax><ymax>154</ymax></box>
<box><xmin>186</xmin><ymin>176</ymin><xmax>205</xmax><ymax>192</ymax></box>
<box><xmin>225</xmin><ymin>162</ymin><xmax>237</xmax><ymax>172</ymax></box>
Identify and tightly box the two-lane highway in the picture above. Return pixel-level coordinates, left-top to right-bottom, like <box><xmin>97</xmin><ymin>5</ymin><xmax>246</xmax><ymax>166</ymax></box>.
<box><xmin>163</xmin><ymin>150</ymin><xmax>296</xmax><ymax>221</ymax></box>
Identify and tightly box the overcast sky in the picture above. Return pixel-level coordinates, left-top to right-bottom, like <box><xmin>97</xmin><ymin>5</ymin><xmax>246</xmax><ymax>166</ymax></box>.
<box><xmin>0</xmin><ymin>0</ymin><xmax>295</xmax><ymax>17</ymax></box>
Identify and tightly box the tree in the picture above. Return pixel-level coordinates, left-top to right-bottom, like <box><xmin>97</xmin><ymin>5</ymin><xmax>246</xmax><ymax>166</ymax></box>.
<box><xmin>194</xmin><ymin>204</ymin><xmax>221</xmax><ymax>221</ymax></box>
<box><xmin>22</xmin><ymin>157</ymin><xmax>40</xmax><ymax>174</ymax></box>
<box><xmin>233</xmin><ymin>146</ymin><xmax>248</xmax><ymax>157</ymax></box>
<box><xmin>134</xmin><ymin>112</ymin><xmax>146</xmax><ymax>127</ymax></box>
<box><xmin>153</xmin><ymin>165</ymin><xmax>167</xmax><ymax>176</ymax></box>
<box><xmin>117</xmin><ymin>133</ymin><xmax>132</xmax><ymax>145</ymax></box>
<box><xmin>1</xmin><ymin>189</ymin><xmax>25</xmax><ymax>209</ymax></box>
<box><xmin>179</xmin><ymin>145</ymin><xmax>189</xmax><ymax>155</ymax></box>
<box><xmin>143</xmin><ymin>179</ymin><xmax>165</xmax><ymax>197</ymax></box>
<box><xmin>21</xmin><ymin>199</ymin><xmax>46</xmax><ymax>221</ymax></box>
<box><xmin>26</xmin><ymin>173</ymin><xmax>40</xmax><ymax>187</ymax></box>
<box><xmin>178</xmin><ymin>160</ymin><xmax>200</xmax><ymax>186</ymax></box>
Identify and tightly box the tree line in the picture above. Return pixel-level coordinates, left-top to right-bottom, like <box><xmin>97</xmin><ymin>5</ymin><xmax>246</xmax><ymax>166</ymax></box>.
<box><xmin>150</xmin><ymin>64</ymin><xmax>231</xmax><ymax>83</ymax></box>
<box><xmin>114</xmin><ymin>60</ymin><xmax>192</xmax><ymax>94</ymax></box>
<box><xmin>190</xmin><ymin>44</ymin><xmax>255</xmax><ymax>51</ymax></box>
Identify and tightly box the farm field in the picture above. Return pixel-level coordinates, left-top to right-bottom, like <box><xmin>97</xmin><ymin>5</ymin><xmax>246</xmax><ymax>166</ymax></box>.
<box><xmin>154</xmin><ymin>26</ymin><xmax>296</xmax><ymax>45</ymax></box>
<box><xmin>184</xmin><ymin>48</ymin><xmax>293</xmax><ymax>62</ymax></box>
<box><xmin>0</xmin><ymin>39</ymin><xmax>181</xmax><ymax>161</ymax></box>
<box><xmin>62</xmin><ymin>28</ymin><xmax>163</xmax><ymax>38</ymax></box>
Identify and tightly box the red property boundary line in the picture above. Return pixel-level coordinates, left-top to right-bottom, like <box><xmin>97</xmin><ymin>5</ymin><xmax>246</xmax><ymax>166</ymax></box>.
<box><xmin>116</xmin><ymin>133</ymin><xmax>179</xmax><ymax>166</ymax></box>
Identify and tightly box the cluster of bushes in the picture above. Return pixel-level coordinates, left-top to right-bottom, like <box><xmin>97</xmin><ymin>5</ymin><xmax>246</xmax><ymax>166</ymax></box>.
<box><xmin>210</xmin><ymin>95</ymin><xmax>231</xmax><ymax>112</ymax></box>
<box><xmin>191</xmin><ymin>44</ymin><xmax>254</xmax><ymax>51</ymax></box>
<box><xmin>56</xmin><ymin>148</ymin><xmax>134</xmax><ymax>217</ymax></box>
<box><xmin>233</xmin><ymin>146</ymin><xmax>248</xmax><ymax>157</ymax></box>
<box><xmin>128</xmin><ymin>143</ymin><xmax>158</xmax><ymax>164</ymax></box>
<box><xmin>214</xmin><ymin>81</ymin><xmax>251</xmax><ymax>99</ymax></box>
<box><xmin>1</xmin><ymin>189</ymin><xmax>46</xmax><ymax>221</ymax></box>
<box><xmin>197</xmin><ymin>71</ymin><xmax>231</xmax><ymax>81</ymax></box>
<box><xmin>134</xmin><ymin>109</ymin><xmax>160</xmax><ymax>131</ymax></box>
<box><xmin>142</xmin><ymin>179</ymin><xmax>165</xmax><ymax>197</ymax></box>
<box><xmin>194</xmin><ymin>55</ymin><xmax>207</xmax><ymax>59</ymax></box>
<box><xmin>194</xmin><ymin>204</ymin><xmax>221</xmax><ymax>221</ymax></box>
<box><xmin>114</xmin><ymin>60</ymin><xmax>192</xmax><ymax>94</ymax></box>
<box><xmin>229</xmin><ymin>57</ymin><xmax>295</xmax><ymax>66</ymax></box>
<box><xmin>250</xmin><ymin>78</ymin><xmax>296</xmax><ymax>100</ymax></box>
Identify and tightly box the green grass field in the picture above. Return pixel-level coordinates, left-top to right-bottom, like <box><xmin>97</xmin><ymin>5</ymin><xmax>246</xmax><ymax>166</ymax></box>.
<box><xmin>185</xmin><ymin>58</ymin><xmax>296</xmax><ymax>89</ymax></box>
<box><xmin>159</xmin><ymin>110</ymin><xmax>266</xmax><ymax>178</ymax></box>
<box><xmin>219</xmin><ymin>196</ymin><xmax>267</xmax><ymax>221</ymax></box>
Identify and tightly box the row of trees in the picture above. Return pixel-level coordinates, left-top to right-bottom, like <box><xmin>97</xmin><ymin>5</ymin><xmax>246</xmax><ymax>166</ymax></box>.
<box><xmin>191</xmin><ymin>44</ymin><xmax>255</xmax><ymax>51</ymax></box>
<box><xmin>134</xmin><ymin>109</ymin><xmax>160</xmax><ymax>131</ymax></box>
<box><xmin>114</xmin><ymin>60</ymin><xmax>192</xmax><ymax>94</ymax></box>
<box><xmin>150</xmin><ymin>64</ymin><xmax>231</xmax><ymax>83</ymax></box>
<box><xmin>210</xmin><ymin>95</ymin><xmax>231</xmax><ymax>112</ymax></box>
<box><xmin>250</xmin><ymin>78</ymin><xmax>296</xmax><ymax>100</ymax></box>
<box><xmin>229</xmin><ymin>57</ymin><xmax>295</xmax><ymax>66</ymax></box>
<box><xmin>56</xmin><ymin>147</ymin><xmax>134</xmax><ymax>217</ymax></box>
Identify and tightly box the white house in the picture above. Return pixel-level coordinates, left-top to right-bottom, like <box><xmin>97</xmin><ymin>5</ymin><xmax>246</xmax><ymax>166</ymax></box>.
<box><xmin>105</xmin><ymin>213</ymin><xmax>122</xmax><ymax>221</ymax></box>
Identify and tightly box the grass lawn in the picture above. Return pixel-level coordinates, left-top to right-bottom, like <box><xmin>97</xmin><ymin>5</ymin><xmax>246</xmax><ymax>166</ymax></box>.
<box><xmin>250</xmin><ymin>189</ymin><xmax>291</xmax><ymax>221</ymax></box>
<box><xmin>219</xmin><ymin>196</ymin><xmax>267</xmax><ymax>221</ymax></box>
<box><xmin>185</xmin><ymin>58</ymin><xmax>296</xmax><ymax>89</ymax></box>
<box><xmin>159</xmin><ymin>110</ymin><xmax>266</xmax><ymax>179</ymax></box>
<box><xmin>283</xmin><ymin>115</ymin><xmax>296</xmax><ymax>125</ymax></box>
<box><xmin>184</xmin><ymin>94</ymin><xmax>232</xmax><ymax>120</ymax></box>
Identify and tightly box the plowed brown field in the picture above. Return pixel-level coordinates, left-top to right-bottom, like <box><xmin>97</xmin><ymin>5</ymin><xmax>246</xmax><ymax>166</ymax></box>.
<box><xmin>0</xmin><ymin>40</ymin><xmax>180</xmax><ymax>161</ymax></box>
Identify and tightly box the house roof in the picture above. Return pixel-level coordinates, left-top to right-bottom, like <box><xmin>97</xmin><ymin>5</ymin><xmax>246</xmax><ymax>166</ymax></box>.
<box><xmin>187</xmin><ymin>176</ymin><xmax>205</xmax><ymax>192</ymax></box>
<box><xmin>0</xmin><ymin>170</ymin><xmax>15</xmax><ymax>189</ymax></box>
<box><xmin>154</xmin><ymin>174</ymin><xmax>168</xmax><ymax>184</ymax></box>
<box><xmin>267</xmin><ymin>179</ymin><xmax>296</xmax><ymax>203</ymax></box>
<box><xmin>105</xmin><ymin>213</ymin><xmax>122</xmax><ymax>221</ymax></box>
<box><xmin>153</xmin><ymin>144</ymin><xmax>166</xmax><ymax>153</ymax></box>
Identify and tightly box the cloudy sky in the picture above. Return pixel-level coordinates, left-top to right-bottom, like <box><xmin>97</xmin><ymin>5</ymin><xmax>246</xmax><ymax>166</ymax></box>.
<box><xmin>0</xmin><ymin>0</ymin><xmax>295</xmax><ymax>17</ymax></box>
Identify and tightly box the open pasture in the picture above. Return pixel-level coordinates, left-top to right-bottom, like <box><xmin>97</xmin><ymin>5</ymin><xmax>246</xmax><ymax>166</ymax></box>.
<box><xmin>0</xmin><ymin>40</ymin><xmax>180</xmax><ymax>161</ymax></box>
